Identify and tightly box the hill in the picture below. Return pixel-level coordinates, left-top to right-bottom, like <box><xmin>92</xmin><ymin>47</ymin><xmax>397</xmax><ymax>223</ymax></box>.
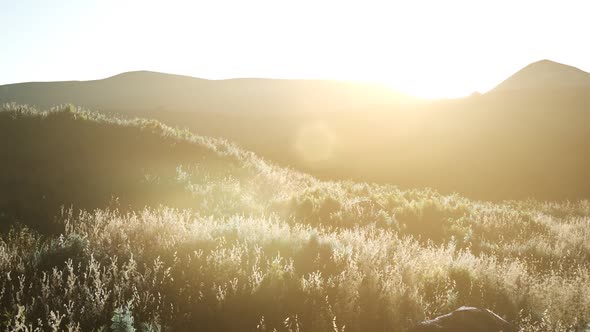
<box><xmin>491</xmin><ymin>59</ymin><xmax>590</xmax><ymax>92</ymax></box>
<box><xmin>0</xmin><ymin>104</ymin><xmax>589</xmax><ymax>331</ymax></box>
<box><xmin>1</xmin><ymin>61</ymin><xmax>589</xmax><ymax>201</ymax></box>
<box><xmin>0</xmin><ymin>103</ymin><xmax>311</xmax><ymax>233</ymax></box>
<box><xmin>0</xmin><ymin>71</ymin><xmax>411</xmax><ymax>112</ymax></box>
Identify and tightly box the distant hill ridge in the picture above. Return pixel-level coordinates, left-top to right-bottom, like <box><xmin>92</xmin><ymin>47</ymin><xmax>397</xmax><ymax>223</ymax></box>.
<box><xmin>1</xmin><ymin>60</ymin><xmax>590</xmax><ymax>111</ymax></box>
<box><xmin>1</xmin><ymin>60</ymin><xmax>589</xmax><ymax>201</ymax></box>
<box><xmin>0</xmin><ymin>71</ymin><xmax>410</xmax><ymax>112</ymax></box>
<box><xmin>492</xmin><ymin>59</ymin><xmax>590</xmax><ymax>92</ymax></box>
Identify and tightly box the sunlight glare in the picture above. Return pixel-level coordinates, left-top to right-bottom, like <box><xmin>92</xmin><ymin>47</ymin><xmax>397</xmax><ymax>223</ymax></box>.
<box><xmin>294</xmin><ymin>122</ymin><xmax>336</xmax><ymax>163</ymax></box>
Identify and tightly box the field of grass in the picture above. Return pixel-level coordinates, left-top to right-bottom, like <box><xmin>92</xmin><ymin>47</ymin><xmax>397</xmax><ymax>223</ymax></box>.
<box><xmin>1</xmin><ymin>104</ymin><xmax>589</xmax><ymax>331</ymax></box>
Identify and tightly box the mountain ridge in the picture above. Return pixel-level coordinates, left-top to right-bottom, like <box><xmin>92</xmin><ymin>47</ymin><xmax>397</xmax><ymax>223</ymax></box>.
<box><xmin>2</xmin><ymin>59</ymin><xmax>590</xmax><ymax>110</ymax></box>
<box><xmin>491</xmin><ymin>59</ymin><xmax>590</xmax><ymax>92</ymax></box>
<box><xmin>0</xmin><ymin>70</ymin><xmax>412</xmax><ymax>112</ymax></box>
<box><xmin>0</xmin><ymin>61</ymin><xmax>589</xmax><ymax>201</ymax></box>
<box><xmin>2</xmin><ymin>59</ymin><xmax>589</xmax><ymax>85</ymax></box>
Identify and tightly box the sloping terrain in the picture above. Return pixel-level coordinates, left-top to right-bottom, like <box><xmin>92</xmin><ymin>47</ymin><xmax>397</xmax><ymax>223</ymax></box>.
<box><xmin>1</xmin><ymin>61</ymin><xmax>589</xmax><ymax>201</ymax></box>
<box><xmin>0</xmin><ymin>104</ymin><xmax>589</xmax><ymax>331</ymax></box>
<box><xmin>126</xmin><ymin>87</ymin><xmax>590</xmax><ymax>201</ymax></box>
<box><xmin>492</xmin><ymin>59</ymin><xmax>590</xmax><ymax>92</ymax></box>
<box><xmin>0</xmin><ymin>103</ymin><xmax>310</xmax><ymax>232</ymax></box>
<box><xmin>0</xmin><ymin>71</ymin><xmax>409</xmax><ymax>113</ymax></box>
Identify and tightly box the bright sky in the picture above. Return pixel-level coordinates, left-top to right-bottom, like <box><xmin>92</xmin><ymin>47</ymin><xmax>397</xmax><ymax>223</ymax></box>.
<box><xmin>1</xmin><ymin>0</ymin><xmax>589</xmax><ymax>98</ymax></box>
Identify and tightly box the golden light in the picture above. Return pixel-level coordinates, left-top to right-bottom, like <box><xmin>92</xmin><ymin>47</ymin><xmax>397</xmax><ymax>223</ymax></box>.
<box><xmin>294</xmin><ymin>122</ymin><xmax>336</xmax><ymax>163</ymax></box>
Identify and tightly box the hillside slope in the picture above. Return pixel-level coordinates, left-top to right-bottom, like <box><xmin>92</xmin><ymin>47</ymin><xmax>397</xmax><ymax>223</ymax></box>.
<box><xmin>1</xmin><ymin>104</ymin><xmax>590</xmax><ymax>331</ymax></box>
<box><xmin>1</xmin><ymin>61</ymin><xmax>590</xmax><ymax>201</ymax></box>
<box><xmin>0</xmin><ymin>71</ymin><xmax>410</xmax><ymax>112</ymax></box>
<box><xmin>491</xmin><ymin>59</ymin><xmax>590</xmax><ymax>92</ymax></box>
<box><xmin>0</xmin><ymin>103</ymin><xmax>311</xmax><ymax>232</ymax></box>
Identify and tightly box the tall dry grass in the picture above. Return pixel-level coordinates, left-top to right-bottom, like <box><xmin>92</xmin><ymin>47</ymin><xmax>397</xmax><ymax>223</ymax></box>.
<box><xmin>0</xmin><ymin>104</ymin><xmax>589</xmax><ymax>331</ymax></box>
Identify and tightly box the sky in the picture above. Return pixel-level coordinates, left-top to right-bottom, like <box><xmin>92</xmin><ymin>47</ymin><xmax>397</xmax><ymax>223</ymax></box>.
<box><xmin>1</xmin><ymin>0</ymin><xmax>589</xmax><ymax>98</ymax></box>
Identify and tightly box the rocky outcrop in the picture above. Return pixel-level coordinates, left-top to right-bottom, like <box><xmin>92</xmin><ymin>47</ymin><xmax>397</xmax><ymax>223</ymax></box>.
<box><xmin>406</xmin><ymin>306</ymin><xmax>516</xmax><ymax>332</ymax></box>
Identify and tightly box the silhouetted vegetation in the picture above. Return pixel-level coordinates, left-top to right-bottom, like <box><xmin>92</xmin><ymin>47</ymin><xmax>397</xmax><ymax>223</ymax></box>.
<box><xmin>0</xmin><ymin>103</ymin><xmax>295</xmax><ymax>233</ymax></box>
<box><xmin>0</xmin><ymin>104</ymin><xmax>589</xmax><ymax>331</ymax></box>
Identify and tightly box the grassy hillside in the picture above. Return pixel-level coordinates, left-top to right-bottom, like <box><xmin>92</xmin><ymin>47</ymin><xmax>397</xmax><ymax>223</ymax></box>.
<box><xmin>0</xmin><ymin>103</ymin><xmax>310</xmax><ymax>233</ymax></box>
<box><xmin>2</xmin><ymin>63</ymin><xmax>589</xmax><ymax>201</ymax></box>
<box><xmin>137</xmin><ymin>88</ymin><xmax>590</xmax><ymax>201</ymax></box>
<box><xmin>1</xmin><ymin>104</ymin><xmax>590</xmax><ymax>331</ymax></box>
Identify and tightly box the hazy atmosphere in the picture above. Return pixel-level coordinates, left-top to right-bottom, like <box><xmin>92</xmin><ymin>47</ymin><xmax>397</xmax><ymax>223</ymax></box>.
<box><xmin>1</xmin><ymin>1</ymin><xmax>590</xmax><ymax>331</ymax></box>
<box><xmin>2</xmin><ymin>0</ymin><xmax>590</xmax><ymax>97</ymax></box>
